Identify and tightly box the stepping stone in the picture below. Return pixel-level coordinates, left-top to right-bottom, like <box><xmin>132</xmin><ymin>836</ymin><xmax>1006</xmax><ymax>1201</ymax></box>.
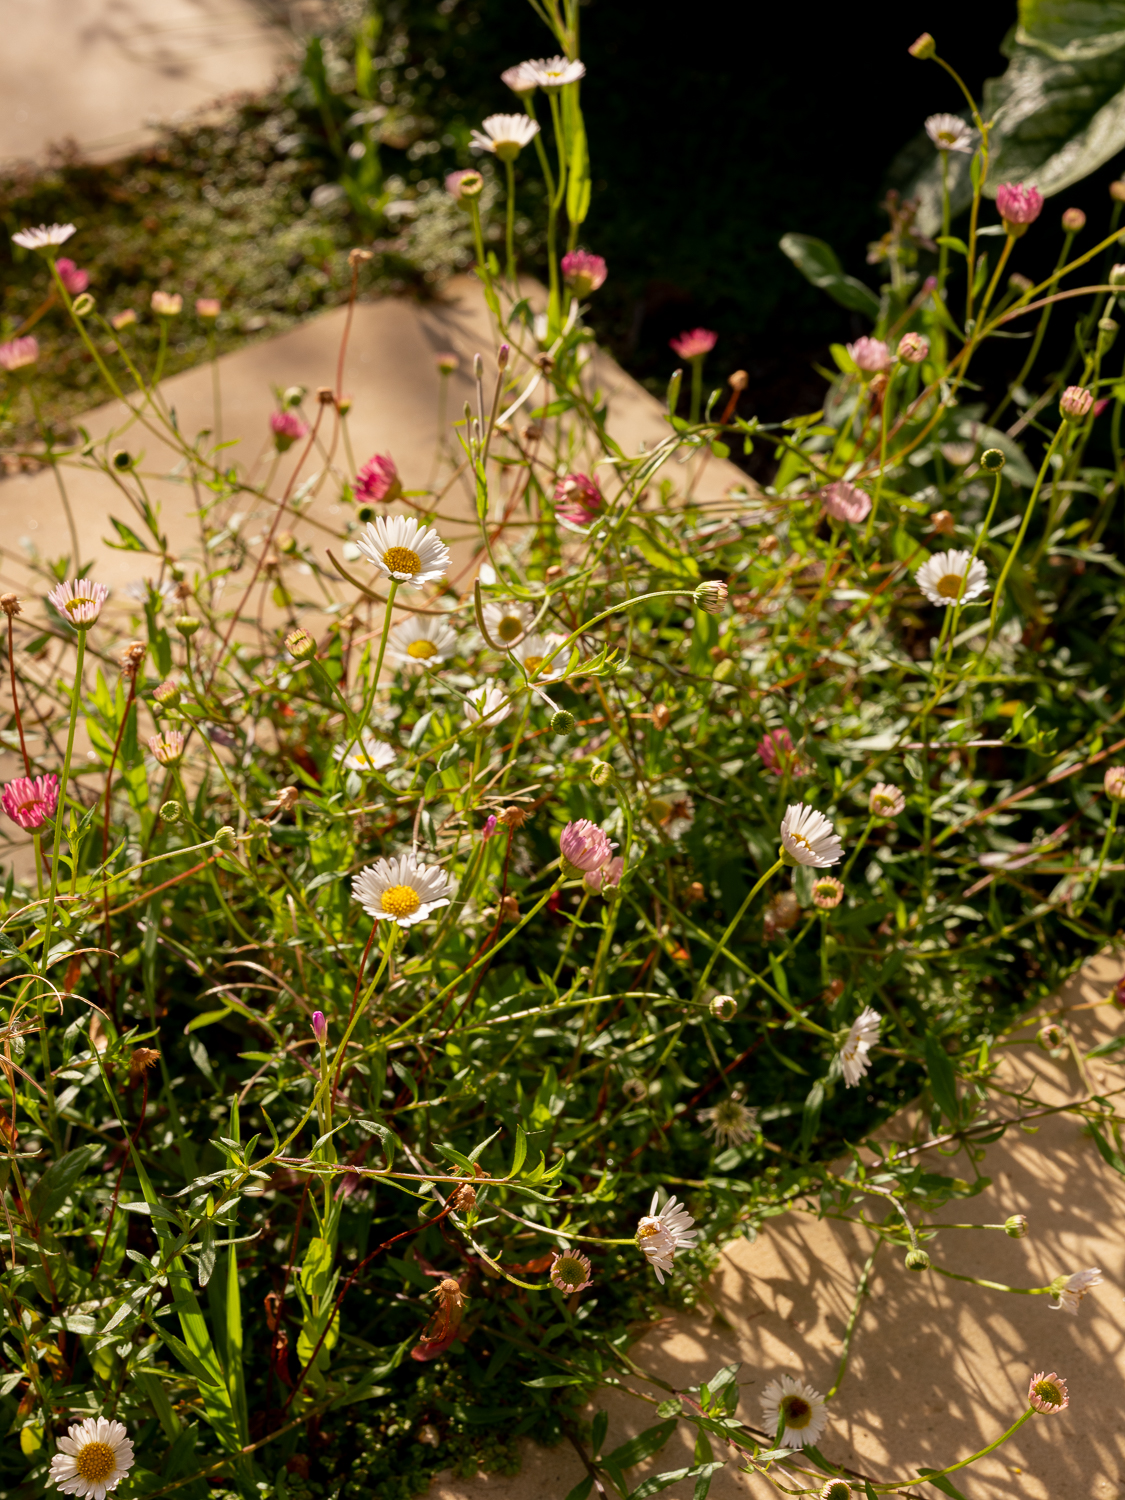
<box><xmin>429</xmin><ymin>949</ymin><xmax>1125</xmax><ymax>1499</ymax></box>
<box><xmin>0</xmin><ymin>0</ymin><xmax>290</xmax><ymax>166</ymax></box>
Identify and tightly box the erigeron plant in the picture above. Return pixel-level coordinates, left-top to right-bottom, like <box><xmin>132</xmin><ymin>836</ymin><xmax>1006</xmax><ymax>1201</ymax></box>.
<box><xmin>0</xmin><ymin>9</ymin><xmax>1120</xmax><ymax>1498</ymax></box>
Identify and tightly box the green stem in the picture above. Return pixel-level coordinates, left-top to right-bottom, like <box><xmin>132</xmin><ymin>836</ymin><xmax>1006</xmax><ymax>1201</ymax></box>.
<box><xmin>505</xmin><ymin>157</ymin><xmax>518</xmax><ymax>288</ymax></box>
<box><xmin>694</xmin><ymin>857</ymin><xmax>783</xmax><ymax>999</ymax></box>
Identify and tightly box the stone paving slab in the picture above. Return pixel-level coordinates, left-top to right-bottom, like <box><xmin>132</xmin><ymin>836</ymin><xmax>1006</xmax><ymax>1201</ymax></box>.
<box><xmin>0</xmin><ymin>0</ymin><xmax>290</xmax><ymax>167</ymax></box>
<box><xmin>428</xmin><ymin>948</ymin><xmax>1125</xmax><ymax>1500</ymax></box>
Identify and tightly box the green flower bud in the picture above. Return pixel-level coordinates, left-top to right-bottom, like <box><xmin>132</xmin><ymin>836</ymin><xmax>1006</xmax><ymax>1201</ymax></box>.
<box><xmin>709</xmin><ymin>994</ymin><xmax>738</xmax><ymax>1021</ymax></box>
<box><xmin>174</xmin><ymin>616</ymin><xmax>200</xmax><ymax>637</ymax></box>
<box><xmin>112</xmin><ymin>450</ymin><xmax>134</xmax><ymax>471</ymax></box>
<box><xmin>213</xmin><ymin>826</ymin><xmax>238</xmax><ymax>851</ymax></box>
<box><xmin>550</xmin><ymin>709</ymin><xmax>575</xmax><ymax>734</ymax></box>
<box><xmin>285</xmin><ymin>627</ymin><xmax>316</xmax><ymax>661</ymax></box>
<box><xmin>160</xmin><ymin>800</ymin><xmax>183</xmax><ymax>823</ymax></box>
<box><xmin>589</xmin><ymin>760</ymin><xmax>614</xmax><ymax>787</ymax></box>
<box><xmin>71</xmin><ymin>292</ymin><xmax>95</xmax><ymax>318</ymax></box>
<box><xmin>694</xmin><ymin>580</ymin><xmax>728</xmax><ymax>614</ymax></box>
<box><xmin>1005</xmin><ymin>1213</ymin><xmax>1029</xmax><ymax>1239</ymax></box>
<box><xmin>980</xmin><ymin>448</ymin><xmax>1005</xmax><ymax>472</ymax></box>
<box><xmin>904</xmin><ymin>1248</ymin><xmax>931</xmax><ymax>1272</ymax></box>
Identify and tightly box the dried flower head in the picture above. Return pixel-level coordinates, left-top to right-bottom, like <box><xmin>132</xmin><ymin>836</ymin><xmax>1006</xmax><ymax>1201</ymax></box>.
<box><xmin>550</xmin><ymin>1249</ymin><xmax>594</xmax><ymax>1294</ymax></box>
<box><xmin>930</xmin><ymin>509</ymin><xmax>956</xmax><ymax>536</ymax></box>
<box><xmin>270</xmin><ymin>786</ymin><xmax>299</xmax><ymax>813</ymax></box>
<box><xmin>0</xmin><ymin>594</ymin><xmax>20</xmax><ymax>618</ymax></box>
<box><xmin>1028</xmin><ymin>1371</ymin><xmax>1068</xmax><ymax>1414</ymax></box>
<box><xmin>698</xmin><ymin>1094</ymin><xmax>759</xmax><ymax>1149</ymax></box>
<box><xmin>760</xmin><ymin>1375</ymin><xmax>828</xmax><ymax>1449</ymax></box>
<box><xmin>763</xmin><ymin>889</ymin><xmax>801</xmax><ymax>939</ymax></box>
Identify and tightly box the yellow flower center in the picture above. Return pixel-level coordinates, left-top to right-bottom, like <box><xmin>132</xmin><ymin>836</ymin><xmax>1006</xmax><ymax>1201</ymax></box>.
<box><xmin>64</xmin><ymin>595</ymin><xmax>94</xmax><ymax>616</ymax></box>
<box><xmin>407</xmin><ymin>639</ymin><xmax>438</xmax><ymax>659</ymax></box>
<box><xmin>937</xmin><ymin>130</ymin><xmax>957</xmax><ymax>145</ymax></box>
<box><xmin>383</xmin><ymin>546</ymin><xmax>421</xmax><ymax>575</ymax></box>
<box><xmin>523</xmin><ymin>654</ymin><xmax>544</xmax><ymax>673</ymax></box>
<box><xmin>780</xmin><ymin>1394</ymin><xmax>812</xmax><ymax>1429</ymax></box>
<box><xmin>872</xmin><ymin>794</ymin><xmax>895</xmax><ymax>814</ymax></box>
<box><xmin>936</xmin><ymin>572</ymin><xmax>965</xmax><ymax>599</ymax></box>
<box><xmin>497</xmin><ymin>615</ymin><xmax>523</xmax><ymax>642</ymax></box>
<box><xmin>381</xmin><ymin>884</ymin><xmax>421</xmax><ymax>918</ymax></box>
<box><xmin>635</xmin><ymin>1220</ymin><xmax>661</xmax><ymax>1242</ymax></box>
<box><xmin>1034</xmin><ymin>1378</ymin><xmax>1062</xmax><ymax>1406</ymax></box>
<box><xmin>75</xmin><ymin>1442</ymin><xmax>118</xmax><ymax>1485</ymax></box>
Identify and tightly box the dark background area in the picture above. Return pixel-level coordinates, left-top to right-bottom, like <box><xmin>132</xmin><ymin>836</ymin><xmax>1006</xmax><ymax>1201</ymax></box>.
<box><xmin>404</xmin><ymin>0</ymin><xmax>1125</xmax><ymax>441</ymax></box>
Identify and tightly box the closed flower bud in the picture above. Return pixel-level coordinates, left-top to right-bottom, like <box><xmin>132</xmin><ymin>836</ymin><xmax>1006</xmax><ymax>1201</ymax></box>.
<box><xmin>283</xmin><ymin>385</ymin><xmax>306</xmax><ymax>408</ymax></box>
<box><xmin>1111</xmin><ymin>181</ymin><xmax>1125</xmax><ymax>203</ymax></box>
<box><xmin>897</xmin><ymin>331</ymin><xmax>929</xmax><ymax>363</ymax></box>
<box><xmin>694</xmin><ymin>580</ymin><xmax>728</xmax><ymax>614</ymax></box>
<box><xmin>153</xmin><ymin>679</ymin><xmax>180</xmax><ymax>708</ymax></box>
<box><xmin>1062</xmin><ymin>207</ymin><xmax>1086</xmax><ymax>232</ymax></box>
<box><xmin>1005</xmin><ymin>1213</ymin><xmax>1029</xmax><ymax>1238</ymax></box>
<box><xmin>1009</xmin><ymin>272</ymin><xmax>1034</xmax><ymax>293</ymax></box>
<box><xmin>1099</xmin><ymin>317</ymin><xmax>1119</xmax><ymax>355</ymax></box>
<box><xmin>1060</xmin><ymin>385</ymin><xmax>1094</xmax><ymax>422</ymax></box>
<box><xmin>710</xmin><ymin>994</ymin><xmax>738</xmax><ymax>1020</ymax></box>
<box><xmin>590</xmin><ymin>760</ymin><xmax>614</xmax><ymax>787</ymax></box>
<box><xmin>909</xmin><ymin>32</ymin><xmax>936</xmax><ymax>58</ymax></box>
<box><xmin>213</xmin><ymin>825</ymin><xmax>238</xmax><ymax>851</ymax></box>
<box><xmin>277</xmin><ymin>531</ymin><xmax>298</xmax><ymax>555</ymax></box>
<box><xmin>1038</xmin><ymin>1020</ymin><xmax>1065</xmax><ymax>1050</ymax></box>
<box><xmin>905</xmin><ymin>1248</ymin><xmax>931</xmax><ymax>1271</ymax></box>
<box><xmin>551</xmin><ymin>709</ymin><xmax>575</xmax><ymax>733</ymax></box>
<box><xmin>174</xmin><ymin>616</ymin><xmax>200</xmax><ymax>637</ymax></box>
<box><xmin>981</xmin><ymin>448</ymin><xmax>1005</xmax><ymax>472</ymax></box>
<box><xmin>112</xmin><ymin>450</ymin><xmax>133</xmax><ymax>471</ymax></box>
<box><xmin>285</xmin><ymin>627</ymin><xmax>316</xmax><ymax>660</ymax></box>
<box><xmin>1104</xmin><ymin>766</ymin><xmax>1125</xmax><ymax>799</ymax></box>
<box><xmin>312</xmin><ymin>1011</ymin><xmax>328</xmax><ymax>1044</ymax></box>
<box><xmin>1110</xmin><ymin>263</ymin><xmax>1125</xmax><ymax>288</ymax></box>
<box><xmin>160</xmin><ymin>800</ymin><xmax>183</xmax><ymax>823</ymax></box>
<box><xmin>72</xmin><ymin>292</ymin><xmax>95</xmax><ymax>318</ymax></box>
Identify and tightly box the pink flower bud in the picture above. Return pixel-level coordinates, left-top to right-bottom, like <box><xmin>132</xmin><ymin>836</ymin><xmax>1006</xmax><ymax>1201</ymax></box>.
<box><xmin>996</xmin><ymin>182</ymin><xmax>1043</xmax><ymax>237</ymax></box>
<box><xmin>561</xmin><ymin>249</ymin><xmax>607</xmax><ymax>297</ymax></box>
<box><xmin>847</xmin><ymin>336</ymin><xmax>892</xmax><ymax>374</ymax></box>
<box><xmin>554</xmin><ymin>472</ymin><xmax>603</xmax><ymax>528</ymax></box>
<box><xmin>1094</xmin><ymin>397</ymin><xmax>1110</xmax><ymax>418</ymax></box>
<box><xmin>897</xmin><ymin>331</ymin><xmax>929</xmax><ymax>364</ymax></box>
<box><xmin>195</xmin><ymin>298</ymin><xmax>221</xmax><ymax>318</ymax></box>
<box><xmin>436</xmin><ymin>351</ymin><xmax>458</xmax><ymax>374</ymax></box>
<box><xmin>0</xmin><ymin>336</ymin><xmax>39</xmax><ymax>371</ymax></box>
<box><xmin>355</xmin><ymin>452</ymin><xmax>401</xmax><ymax>503</ymax></box>
<box><xmin>1</xmin><ymin>773</ymin><xmax>59</xmax><ymax>831</ymax></box>
<box><xmin>1061</xmin><ymin>207</ymin><xmax>1086</xmax><ymax>233</ymax></box>
<box><xmin>312</xmin><ymin>1011</ymin><xmax>328</xmax><ymax>1044</ymax></box>
<box><xmin>821</xmin><ymin>481</ymin><xmax>871</xmax><ymax>524</ymax></box>
<box><xmin>446</xmin><ymin>169</ymin><xmax>483</xmax><ymax>201</ymax></box>
<box><xmin>908</xmin><ymin>32</ymin><xmax>936</xmax><ymax>58</ymax></box>
<box><xmin>270</xmin><ymin>409</ymin><xmax>307</xmax><ymax>452</ymax></box>
<box><xmin>482</xmin><ymin>814</ymin><xmax>498</xmax><ymax>839</ymax></box>
<box><xmin>757</xmin><ymin>727</ymin><xmax>793</xmax><ymax>774</ymax></box>
<box><xmin>55</xmin><ymin>258</ymin><xmax>89</xmax><ymax>295</ymax></box>
<box><xmin>1059</xmin><ymin>385</ymin><xmax>1094</xmax><ymax>422</ymax></box>
<box><xmin>669</xmin><ymin>327</ymin><xmax>717</xmax><ymax>360</ymax></box>
<box><xmin>559</xmin><ymin>818</ymin><xmax>616</xmax><ymax>873</ymax></box>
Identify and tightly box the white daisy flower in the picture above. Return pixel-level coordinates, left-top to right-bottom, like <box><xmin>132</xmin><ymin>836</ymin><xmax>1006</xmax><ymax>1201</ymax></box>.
<box><xmin>484</xmin><ymin>598</ymin><xmax>533</xmax><ymax>646</ymax></box>
<box><xmin>469</xmin><ymin>113</ymin><xmax>541</xmax><ymax>161</ymax></box>
<box><xmin>925</xmin><ymin>113</ymin><xmax>974</xmax><ymax>154</ymax></box>
<box><xmin>352</xmin><ymin>852</ymin><xmax>453</xmax><ymax>927</ymax></box>
<box><xmin>869</xmin><ymin>782</ymin><xmax>905</xmax><ymax>819</ymax></box>
<box><xmin>14</xmin><ymin>222</ymin><xmax>77</xmax><ymax>251</ymax></box>
<box><xmin>464</xmin><ymin>684</ymin><xmax>512</xmax><ymax>732</ymax></box>
<box><xmin>48</xmin><ymin>1416</ymin><xmax>134</xmax><ymax>1500</ymax></box>
<box><xmin>915</xmin><ymin>549</ymin><xmax>989</xmax><ymax>607</ymax></box>
<box><xmin>698</xmin><ymin>1095</ymin><xmax>759</xmax><ymax>1149</ymax></box>
<box><xmin>355</xmin><ymin>515</ymin><xmax>451</xmax><ymax>589</ymax></box>
<box><xmin>501</xmin><ymin>61</ymin><xmax>541</xmax><ymax>95</ymax></box>
<box><xmin>333</xmin><ymin>735</ymin><xmax>395</xmax><ymax>773</ymax></box>
<box><xmin>635</xmin><ymin>1192</ymin><xmax>698</xmax><ymax>1284</ymax></box>
<box><xmin>839</xmin><ymin>1006</ymin><xmax>881</xmax><ymax>1087</ymax></box>
<box><xmin>760</xmin><ymin>1375</ymin><xmax>827</xmax><ymax>1450</ymax></box>
<box><xmin>526</xmin><ymin>55</ymin><xmax>586</xmax><ymax>88</ymax></box>
<box><xmin>387</xmin><ymin>614</ymin><xmax>457</xmax><ymax>668</ymax></box>
<box><xmin>1050</xmin><ymin>1267</ymin><xmax>1103</xmax><ymax>1315</ymax></box>
<box><xmin>780</xmin><ymin>803</ymin><xmax>843</xmax><ymax>868</ymax></box>
<box><xmin>513</xmin><ymin>632</ymin><xmax>564</xmax><ymax>680</ymax></box>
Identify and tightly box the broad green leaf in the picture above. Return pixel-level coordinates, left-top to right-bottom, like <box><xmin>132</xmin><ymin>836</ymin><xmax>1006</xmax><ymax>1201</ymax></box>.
<box><xmin>602</xmin><ymin>1418</ymin><xmax>677</xmax><ymax>1472</ymax></box>
<box><xmin>301</xmin><ymin>1237</ymin><xmax>334</xmax><ymax>1300</ymax></box>
<box><xmin>779</xmin><ymin>233</ymin><xmax>881</xmax><ymax>319</ymax></box>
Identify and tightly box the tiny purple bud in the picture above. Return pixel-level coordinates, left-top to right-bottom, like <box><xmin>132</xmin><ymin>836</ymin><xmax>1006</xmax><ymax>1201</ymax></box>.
<box><xmin>482</xmin><ymin>814</ymin><xmax>498</xmax><ymax>839</ymax></box>
<box><xmin>312</xmin><ymin>1011</ymin><xmax>328</xmax><ymax>1044</ymax></box>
